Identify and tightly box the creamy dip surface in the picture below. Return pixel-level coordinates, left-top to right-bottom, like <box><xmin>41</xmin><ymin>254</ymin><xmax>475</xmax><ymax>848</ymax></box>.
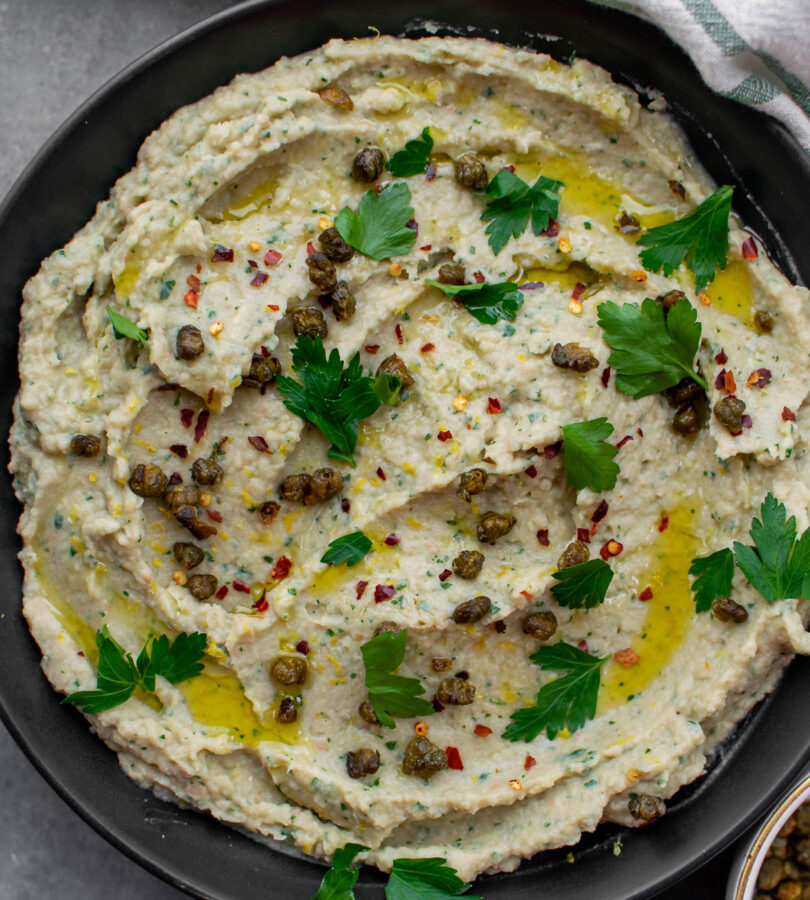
<box><xmin>10</xmin><ymin>35</ymin><xmax>810</xmax><ymax>882</ymax></box>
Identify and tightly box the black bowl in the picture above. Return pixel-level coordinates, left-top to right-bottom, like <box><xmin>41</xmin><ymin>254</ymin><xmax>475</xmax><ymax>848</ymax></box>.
<box><xmin>1</xmin><ymin>2</ymin><xmax>809</xmax><ymax>898</ymax></box>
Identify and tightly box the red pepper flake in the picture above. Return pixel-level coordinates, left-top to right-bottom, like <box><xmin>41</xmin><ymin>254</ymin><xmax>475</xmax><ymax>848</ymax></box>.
<box><xmin>524</xmin><ymin>464</ymin><xmax>538</xmax><ymax>478</ymax></box>
<box><xmin>524</xmin><ymin>755</ymin><xmax>537</xmax><ymax>771</ymax></box>
<box><xmin>419</xmin><ymin>244</ymin><xmax>432</xmax><ymax>251</ymax></box>
<box><xmin>437</xmin><ymin>430</ymin><xmax>453</xmax><ymax>442</ymax></box>
<box><xmin>184</xmin><ymin>290</ymin><xmax>199</xmax><ymax>308</ymax></box>
<box><xmin>474</xmin><ymin>724</ymin><xmax>493</xmax><ymax>738</ymax></box>
<box><xmin>187</xmin><ymin>274</ymin><xmax>201</xmax><ymax>290</ymax></box>
<box><xmin>438</xmin><ymin>569</ymin><xmax>452</xmax><ymax>582</ymax></box>
<box><xmin>615</xmin><ymin>648</ymin><xmax>640</xmax><ymax>667</ymax></box>
<box><xmin>206</xmin><ymin>508</ymin><xmax>223</xmax><ymax>523</ymax></box>
<box><xmin>341</xmin><ymin>498</ymin><xmax>351</xmax><ymax>513</ymax></box>
<box><xmin>405</xmin><ymin>218</ymin><xmax>418</xmax><ymax>234</ymax></box>
<box><xmin>747</xmin><ymin>368</ymin><xmax>772</xmax><ymax>388</ymax></box>
<box><xmin>715</xmin><ymin>349</ymin><xmax>728</xmax><ymax>365</ymax></box>
<box><xmin>445</xmin><ymin>746</ymin><xmax>464</xmax><ymax>770</ymax></box>
<box><xmin>517</xmin><ymin>590</ymin><xmax>532</xmax><ymax>601</ymax></box>
<box><xmin>724</xmin><ymin>371</ymin><xmax>737</xmax><ymax>394</ymax></box>
<box><xmin>374</xmin><ymin>183</ymin><xmax>383</xmax><ymax>194</ymax></box>
<box><xmin>267</xmin><ymin>304</ymin><xmax>280</xmax><ymax>312</ymax></box>
<box><xmin>576</xmin><ymin>527</ymin><xmax>591</xmax><ymax>544</ymax></box>
<box><xmin>306</xmin><ymin>241</ymin><xmax>315</xmax><ymax>255</ymax></box>
<box><xmin>376</xmin><ymin>467</ymin><xmax>386</xmax><ymax>481</ymax></box>
<box><xmin>782</xmin><ymin>406</ymin><xmax>797</xmax><ymax>422</ymax></box>
<box><xmin>591</xmin><ymin>500</ymin><xmax>609</xmax><ymax>523</ymax></box>
<box><xmin>317</xmin><ymin>296</ymin><xmax>331</xmax><ymax>310</ymax></box>
<box><xmin>504</xmin><ymin>164</ymin><xmax>516</xmax><ymax>173</ymax></box>
<box><xmin>250</xmin><ymin>271</ymin><xmax>269</xmax><ymax>287</ymax></box>
<box><xmin>616</xmin><ymin>434</ymin><xmax>634</xmax><ymax>450</ymax></box>
<box><xmin>741</xmin><ymin>237</ymin><xmax>758</xmax><ymax>261</ymax></box>
<box><xmin>473</xmin><ymin>271</ymin><xmax>485</xmax><ymax>284</ymax></box>
<box><xmin>169</xmin><ymin>443</ymin><xmax>188</xmax><ymax>458</ymax></box>
<box><xmin>601</xmin><ymin>367</ymin><xmax>611</xmax><ymax>388</ymax></box>
<box><xmin>194</xmin><ymin>409</ymin><xmax>210</xmax><ymax>444</ymax></box>
<box><xmin>196</xmin><ymin>263</ymin><xmax>202</xmax><ymax>273</ymax></box>
<box><xmin>395</xmin><ymin>323</ymin><xmax>404</xmax><ymax>345</ymax></box>
<box><xmin>180</xmin><ymin>408</ymin><xmax>194</xmax><ymax>428</ymax></box>
<box><xmin>356</xmin><ymin>580</ymin><xmax>368</xmax><ymax>599</ymax></box>
<box><xmin>432</xmin><ymin>695</ymin><xmax>446</xmax><ymax>713</ymax></box>
<box><xmin>247</xmin><ymin>259</ymin><xmax>258</xmax><ymax>269</ymax></box>
<box><xmin>253</xmin><ymin>593</ymin><xmax>269</xmax><ymax>612</ymax></box>
<box><xmin>206</xmin><ymin>388</ymin><xmax>216</xmax><ymax>406</ymax></box>
<box><xmin>214</xmin><ymin>585</ymin><xmax>229</xmax><ymax>600</ymax></box>
<box><xmin>487</xmin><ymin>397</ymin><xmax>502</xmax><ymax>415</ymax></box>
<box><xmin>212</xmin><ymin>245</ymin><xmax>234</xmax><ymax>263</ymax></box>
<box><xmin>248</xmin><ymin>435</ymin><xmax>271</xmax><ymax>453</ymax></box>
<box><xmin>494</xmin><ymin>620</ymin><xmax>507</xmax><ymax>633</ymax></box>
<box><xmin>544</xmin><ymin>441</ymin><xmax>562</xmax><ymax>459</ymax></box>
<box><xmin>536</xmin><ymin>529</ymin><xmax>550</xmax><ymax>546</ymax></box>
<box><xmin>658</xmin><ymin>515</ymin><xmax>669</xmax><ymax>533</ymax></box>
<box><xmin>264</xmin><ymin>249</ymin><xmax>282</xmax><ymax>266</ymax></box>
<box><xmin>542</xmin><ymin>217</ymin><xmax>559</xmax><ymax>237</ymax></box>
<box><xmin>168</xmin><ymin>472</ymin><xmax>183</xmax><ymax>486</ymax></box>
<box><xmin>374</xmin><ymin>584</ymin><xmax>395</xmax><ymax>603</ymax></box>
<box><xmin>741</xmin><ymin>414</ymin><xmax>753</xmax><ymax>429</ymax></box>
<box><xmin>364</xmin><ymin>344</ymin><xmax>380</xmax><ymax>354</ymax></box>
<box><xmin>384</xmin><ymin>533</ymin><xmax>401</xmax><ymax>547</ymax></box>
<box><xmin>421</xmin><ymin>342</ymin><xmax>435</xmax><ymax>353</ymax></box>
<box><xmin>600</xmin><ymin>540</ymin><xmax>624</xmax><ymax>560</ymax></box>
<box><xmin>425</xmin><ymin>164</ymin><xmax>436</xmax><ymax>181</ymax></box>
<box><xmin>272</xmin><ymin>556</ymin><xmax>292</xmax><ymax>580</ymax></box>
<box><xmin>260</xmin><ymin>345</ymin><xmax>271</xmax><ymax>358</ymax></box>
<box><xmin>577</xmin><ymin>639</ymin><xmax>589</xmax><ymax>652</ymax></box>
<box><xmin>639</xmin><ymin>587</ymin><xmax>653</xmax><ymax>602</ymax></box>
<box><xmin>232</xmin><ymin>579</ymin><xmax>251</xmax><ymax>593</ymax></box>
<box><xmin>295</xmin><ymin>640</ymin><xmax>310</xmax><ymax>655</ymax></box>
<box><xmin>571</xmin><ymin>282</ymin><xmax>586</xmax><ymax>301</ymax></box>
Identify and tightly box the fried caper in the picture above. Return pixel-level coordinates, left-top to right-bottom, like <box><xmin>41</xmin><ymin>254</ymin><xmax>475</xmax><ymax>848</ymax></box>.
<box><xmin>557</xmin><ymin>540</ymin><xmax>590</xmax><ymax>569</ymax></box>
<box><xmin>70</xmin><ymin>434</ymin><xmax>102</xmax><ymax>457</ymax></box>
<box><xmin>452</xmin><ymin>550</ymin><xmax>484</xmax><ymax>579</ymax></box>
<box><xmin>173</xmin><ymin>505</ymin><xmax>218</xmax><ymax>539</ymax></box>
<box><xmin>279</xmin><ymin>473</ymin><xmax>313</xmax><ymax>504</ymax></box>
<box><xmin>276</xmin><ymin>697</ymin><xmax>298</xmax><ymax>724</ymax></box>
<box><xmin>616</xmin><ymin>212</ymin><xmax>641</xmax><ymax>234</ymax></box>
<box><xmin>358</xmin><ymin>700</ymin><xmax>380</xmax><ymax>725</ymax></box>
<box><xmin>346</xmin><ymin>747</ymin><xmax>380</xmax><ymax>779</ymax></box>
<box><xmin>373</xmin><ymin>620</ymin><xmax>402</xmax><ymax>638</ymax></box>
<box><xmin>436</xmin><ymin>677</ymin><xmax>476</xmax><ymax>705</ymax></box>
<box><xmin>191</xmin><ymin>456</ymin><xmax>223</xmax><ymax>486</ymax></box>
<box><xmin>754</xmin><ymin>309</ymin><xmax>775</xmax><ymax>333</ymax></box>
<box><xmin>656</xmin><ymin>289</ymin><xmax>686</xmax><ymax>317</ymax></box>
<box><xmin>317</xmin><ymin>86</ymin><xmax>353</xmax><ymax>111</ymax></box>
<box><xmin>257</xmin><ymin>500</ymin><xmax>280</xmax><ymax>525</ymax></box>
<box><xmin>714</xmin><ymin>396</ymin><xmax>746</xmax><ymax>432</ymax></box>
<box><xmin>128</xmin><ymin>463</ymin><xmax>168</xmax><ymax>498</ymax></box>
<box><xmin>186</xmin><ymin>573</ymin><xmax>218</xmax><ymax>600</ymax></box>
<box><xmin>454</xmin><ymin>153</ymin><xmax>488</xmax><ymax>191</ymax></box>
<box><xmin>477</xmin><ymin>512</ymin><xmax>516</xmax><ymax>544</ymax></box>
<box><xmin>452</xmin><ymin>596</ymin><xmax>491</xmax><ymax>624</ymax></box>
<box><xmin>269</xmin><ymin>656</ymin><xmax>307</xmax><ymax>686</ymax></box>
<box><xmin>628</xmin><ymin>794</ymin><xmax>666</xmax><ymax>821</ymax></box>
<box><xmin>305</xmin><ymin>251</ymin><xmax>338</xmax><ymax>294</ymax></box>
<box><xmin>175</xmin><ymin>324</ymin><xmax>205</xmax><ymax>361</ymax></box>
<box><xmin>352</xmin><ymin>147</ymin><xmax>385</xmax><ymax>182</ymax></box>
<box><xmin>437</xmin><ymin>263</ymin><xmax>466</xmax><ymax>285</ymax></box>
<box><xmin>376</xmin><ymin>354</ymin><xmax>414</xmax><ymax>390</ymax></box>
<box><xmin>173</xmin><ymin>542</ymin><xmax>204</xmax><ymax>570</ymax></box>
<box><xmin>244</xmin><ymin>353</ymin><xmax>281</xmax><ymax>389</ymax></box>
<box><xmin>291</xmin><ymin>306</ymin><xmax>328</xmax><ymax>339</ymax></box>
<box><xmin>311</xmin><ymin>467</ymin><xmax>342</xmax><ymax>501</ymax></box>
<box><xmin>712</xmin><ymin>596</ymin><xmax>749</xmax><ymax>623</ymax></box>
<box><xmin>551</xmin><ymin>342</ymin><xmax>600</xmax><ymax>372</ymax></box>
<box><xmin>664</xmin><ymin>377</ymin><xmax>704</xmax><ymax>408</ymax></box>
<box><xmin>522</xmin><ymin>611</ymin><xmax>558</xmax><ymax>641</ymax></box>
<box><xmin>331</xmin><ymin>281</ymin><xmax>356</xmax><ymax>321</ymax></box>
<box><xmin>164</xmin><ymin>484</ymin><xmax>201</xmax><ymax>511</ymax></box>
<box><xmin>457</xmin><ymin>468</ymin><xmax>488</xmax><ymax>502</ymax></box>
<box><xmin>317</xmin><ymin>227</ymin><xmax>354</xmax><ymax>262</ymax></box>
<box><xmin>402</xmin><ymin>735</ymin><xmax>448</xmax><ymax>778</ymax></box>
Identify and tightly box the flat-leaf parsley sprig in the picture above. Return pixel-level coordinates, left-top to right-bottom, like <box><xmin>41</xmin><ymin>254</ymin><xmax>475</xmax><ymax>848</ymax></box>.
<box><xmin>107</xmin><ymin>305</ymin><xmax>149</xmax><ymax>351</ymax></box>
<box><xmin>386</xmin><ymin>127</ymin><xmax>434</xmax><ymax>177</ymax></box>
<box><xmin>479</xmin><ymin>168</ymin><xmax>563</xmax><ymax>255</ymax></box>
<box><xmin>551</xmin><ymin>558</ymin><xmax>614</xmax><ymax>610</ymax></box>
<box><xmin>335</xmin><ymin>183</ymin><xmax>417</xmax><ymax>260</ymax></box>
<box><xmin>65</xmin><ymin>627</ymin><xmax>207</xmax><ymax>714</ymax></box>
<box><xmin>596</xmin><ymin>296</ymin><xmax>706</xmax><ymax>398</ymax></box>
<box><xmin>361</xmin><ymin>629</ymin><xmax>434</xmax><ymax>728</ymax></box>
<box><xmin>385</xmin><ymin>857</ymin><xmax>481</xmax><ymax>899</ymax></box>
<box><xmin>275</xmin><ymin>336</ymin><xmax>401</xmax><ymax>466</ymax></box>
<box><xmin>637</xmin><ymin>184</ymin><xmax>734</xmax><ymax>292</ymax></box>
<box><xmin>425</xmin><ymin>279</ymin><xmax>524</xmax><ymax>325</ymax></box>
<box><xmin>688</xmin><ymin>548</ymin><xmax>734</xmax><ymax>613</ymax></box>
<box><xmin>321</xmin><ymin>531</ymin><xmax>372</xmax><ymax>567</ymax></box>
<box><xmin>312</xmin><ymin>843</ymin><xmax>368</xmax><ymax>900</ymax></box>
<box><xmin>560</xmin><ymin>418</ymin><xmax>620</xmax><ymax>493</ymax></box>
<box><xmin>503</xmin><ymin>641</ymin><xmax>609</xmax><ymax>742</ymax></box>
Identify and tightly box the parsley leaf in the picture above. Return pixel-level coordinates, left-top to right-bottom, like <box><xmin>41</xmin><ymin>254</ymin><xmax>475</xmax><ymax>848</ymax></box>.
<box><xmin>312</xmin><ymin>843</ymin><xmax>368</xmax><ymax>900</ymax></box>
<box><xmin>425</xmin><ymin>280</ymin><xmax>524</xmax><ymax>325</ymax></box>
<box><xmin>372</xmin><ymin>372</ymin><xmax>403</xmax><ymax>406</ymax></box>
<box><xmin>64</xmin><ymin>627</ymin><xmax>207</xmax><ymax>714</ymax></box>
<box><xmin>276</xmin><ymin>336</ymin><xmax>399</xmax><ymax>466</ymax></box>
<box><xmin>335</xmin><ymin>183</ymin><xmax>417</xmax><ymax>260</ymax></box>
<box><xmin>596</xmin><ymin>296</ymin><xmax>707</xmax><ymax>398</ymax></box>
<box><xmin>107</xmin><ymin>305</ymin><xmax>149</xmax><ymax>350</ymax></box>
<box><xmin>689</xmin><ymin>548</ymin><xmax>734</xmax><ymax>613</ymax></box>
<box><xmin>361</xmin><ymin>630</ymin><xmax>434</xmax><ymax>729</ymax></box>
<box><xmin>637</xmin><ymin>184</ymin><xmax>734</xmax><ymax>292</ymax></box>
<box><xmin>560</xmin><ymin>418</ymin><xmax>620</xmax><ymax>493</ymax></box>
<box><xmin>733</xmin><ymin>493</ymin><xmax>810</xmax><ymax>603</ymax></box>
<box><xmin>385</xmin><ymin>857</ymin><xmax>481</xmax><ymax>900</ymax></box>
<box><xmin>480</xmin><ymin>169</ymin><xmax>563</xmax><ymax>255</ymax></box>
<box><xmin>551</xmin><ymin>559</ymin><xmax>614</xmax><ymax>609</ymax></box>
<box><xmin>502</xmin><ymin>641</ymin><xmax>608</xmax><ymax>742</ymax></box>
<box><xmin>321</xmin><ymin>531</ymin><xmax>372</xmax><ymax>567</ymax></box>
<box><xmin>386</xmin><ymin>127</ymin><xmax>434</xmax><ymax>177</ymax></box>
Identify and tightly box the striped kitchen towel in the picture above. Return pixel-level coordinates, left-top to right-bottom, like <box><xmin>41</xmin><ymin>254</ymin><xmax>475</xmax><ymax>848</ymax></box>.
<box><xmin>590</xmin><ymin>0</ymin><xmax>810</xmax><ymax>150</ymax></box>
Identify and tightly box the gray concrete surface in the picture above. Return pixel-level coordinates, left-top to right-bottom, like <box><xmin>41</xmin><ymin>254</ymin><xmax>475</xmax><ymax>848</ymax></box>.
<box><xmin>0</xmin><ymin>1</ymin><xmax>747</xmax><ymax>897</ymax></box>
